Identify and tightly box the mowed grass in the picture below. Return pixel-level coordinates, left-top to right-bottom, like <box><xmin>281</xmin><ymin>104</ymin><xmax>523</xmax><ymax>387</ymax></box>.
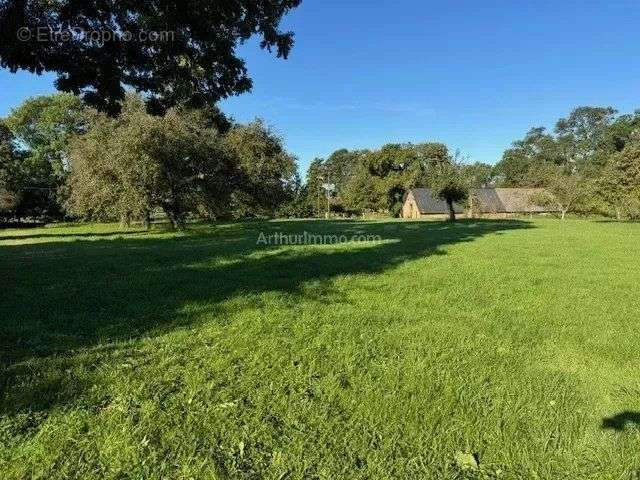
<box><xmin>1</xmin><ymin>218</ymin><xmax>640</xmax><ymax>479</ymax></box>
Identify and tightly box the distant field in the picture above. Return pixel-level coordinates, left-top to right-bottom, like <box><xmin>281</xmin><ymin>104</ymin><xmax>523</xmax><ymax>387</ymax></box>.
<box><xmin>1</xmin><ymin>218</ymin><xmax>640</xmax><ymax>479</ymax></box>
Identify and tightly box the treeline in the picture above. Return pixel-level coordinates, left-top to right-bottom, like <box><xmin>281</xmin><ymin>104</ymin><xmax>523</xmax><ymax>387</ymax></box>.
<box><xmin>0</xmin><ymin>94</ymin><xmax>300</xmax><ymax>227</ymax></box>
<box><xmin>301</xmin><ymin>146</ymin><xmax>491</xmax><ymax>218</ymax></box>
<box><xmin>2</xmin><ymin>97</ymin><xmax>640</xmax><ymax>225</ymax></box>
<box><xmin>493</xmin><ymin>107</ymin><xmax>640</xmax><ymax>219</ymax></box>
<box><xmin>301</xmin><ymin>106</ymin><xmax>640</xmax><ymax>220</ymax></box>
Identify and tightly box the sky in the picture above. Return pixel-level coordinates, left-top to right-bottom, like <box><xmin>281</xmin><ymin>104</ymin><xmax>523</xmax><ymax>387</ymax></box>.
<box><xmin>1</xmin><ymin>0</ymin><xmax>640</xmax><ymax>174</ymax></box>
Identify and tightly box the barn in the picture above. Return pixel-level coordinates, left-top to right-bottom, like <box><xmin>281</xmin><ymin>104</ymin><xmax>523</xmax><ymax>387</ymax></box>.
<box><xmin>402</xmin><ymin>187</ymin><xmax>552</xmax><ymax>219</ymax></box>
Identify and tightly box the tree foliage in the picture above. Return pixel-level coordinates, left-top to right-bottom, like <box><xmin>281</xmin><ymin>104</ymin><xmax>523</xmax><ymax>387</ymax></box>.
<box><xmin>462</xmin><ymin>162</ymin><xmax>494</xmax><ymax>188</ymax></box>
<box><xmin>0</xmin><ymin>0</ymin><xmax>301</xmax><ymax>116</ymax></box>
<box><xmin>65</xmin><ymin>96</ymin><xmax>235</xmax><ymax>228</ymax></box>
<box><xmin>304</xmin><ymin>158</ymin><xmax>328</xmax><ymax>217</ymax></box>
<box><xmin>495</xmin><ymin>106</ymin><xmax>640</xmax><ymax>220</ymax></box>
<box><xmin>338</xmin><ymin>143</ymin><xmax>449</xmax><ymax>216</ymax></box>
<box><xmin>530</xmin><ymin>165</ymin><xmax>591</xmax><ymax>220</ymax></box>
<box><xmin>494</xmin><ymin>127</ymin><xmax>564</xmax><ymax>186</ymax></box>
<box><xmin>555</xmin><ymin>106</ymin><xmax>617</xmax><ymax>173</ymax></box>
<box><xmin>0</xmin><ymin>121</ymin><xmax>21</xmax><ymax>216</ymax></box>
<box><xmin>224</xmin><ymin>120</ymin><xmax>298</xmax><ymax>217</ymax></box>
<box><xmin>597</xmin><ymin>133</ymin><xmax>640</xmax><ymax>220</ymax></box>
<box><xmin>427</xmin><ymin>155</ymin><xmax>469</xmax><ymax>221</ymax></box>
<box><xmin>0</xmin><ymin>94</ymin><xmax>87</xmax><ymax>220</ymax></box>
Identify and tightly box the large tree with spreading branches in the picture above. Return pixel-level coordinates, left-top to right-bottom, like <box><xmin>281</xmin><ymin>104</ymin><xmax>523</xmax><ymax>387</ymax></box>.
<box><xmin>0</xmin><ymin>0</ymin><xmax>302</xmax><ymax>116</ymax></box>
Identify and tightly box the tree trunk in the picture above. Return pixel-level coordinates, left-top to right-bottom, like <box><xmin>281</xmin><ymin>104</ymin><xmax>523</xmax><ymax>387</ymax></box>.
<box><xmin>615</xmin><ymin>206</ymin><xmax>622</xmax><ymax>221</ymax></box>
<box><xmin>142</xmin><ymin>210</ymin><xmax>151</xmax><ymax>230</ymax></box>
<box><xmin>120</xmin><ymin>212</ymin><xmax>131</xmax><ymax>228</ymax></box>
<box><xmin>561</xmin><ymin>209</ymin><xmax>567</xmax><ymax>220</ymax></box>
<box><xmin>447</xmin><ymin>199</ymin><xmax>456</xmax><ymax>222</ymax></box>
<box><xmin>165</xmin><ymin>208</ymin><xmax>185</xmax><ymax>230</ymax></box>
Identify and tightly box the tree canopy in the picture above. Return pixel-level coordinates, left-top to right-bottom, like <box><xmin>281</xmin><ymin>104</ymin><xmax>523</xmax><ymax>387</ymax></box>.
<box><xmin>64</xmin><ymin>96</ymin><xmax>236</xmax><ymax>228</ymax></box>
<box><xmin>0</xmin><ymin>94</ymin><xmax>88</xmax><ymax>220</ymax></box>
<box><xmin>597</xmin><ymin>133</ymin><xmax>640</xmax><ymax>220</ymax></box>
<box><xmin>0</xmin><ymin>0</ymin><xmax>302</xmax><ymax>115</ymax></box>
<box><xmin>0</xmin><ymin>121</ymin><xmax>21</xmax><ymax>216</ymax></box>
<box><xmin>224</xmin><ymin>120</ymin><xmax>298</xmax><ymax>217</ymax></box>
<box><xmin>427</xmin><ymin>154</ymin><xmax>469</xmax><ymax>221</ymax></box>
<box><xmin>493</xmin><ymin>105</ymin><xmax>640</xmax><ymax>220</ymax></box>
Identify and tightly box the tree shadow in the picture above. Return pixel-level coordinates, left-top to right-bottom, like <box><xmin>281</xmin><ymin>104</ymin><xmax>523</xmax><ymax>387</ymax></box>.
<box><xmin>0</xmin><ymin>229</ymin><xmax>149</xmax><ymax>241</ymax></box>
<box><xmin>594</xmin><ymin>220</ymin><xmax>640</xmax><ymax>224</ymax></box>
<box><xmin>601</xmin><ymin>411</ymin><xmax>640</xmax><ymax>431</ymax></box>
<box><xmin>1</xmin><ymin>219</ymin><xmax>533</xmax><ymax>415</ymax></box>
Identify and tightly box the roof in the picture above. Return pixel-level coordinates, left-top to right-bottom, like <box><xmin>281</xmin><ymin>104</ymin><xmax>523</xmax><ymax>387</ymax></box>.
<box><xmin>408</xmin><ymin>187</ymin><xmax>551</xmax><ymax>214</ymax></box>
<box><xmin>409</xmin><ymin>188</ymin><xmax>465</xmax><ymax>214</ymax></box>
<box><xmin>472</xmin><ymin>188</ymin><xmax>550</xmax><ymax>213</ymax></box>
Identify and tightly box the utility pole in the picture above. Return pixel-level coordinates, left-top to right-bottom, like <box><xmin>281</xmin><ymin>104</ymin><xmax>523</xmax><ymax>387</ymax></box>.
<box><xmin>321</xmin><ymin>178</ymin><xmax>335</xmax><ymax>219</ymax></box>
<box><xmin>326</xmin><ymin>186</ymin><xmax>330</xmax><ymax>219</ymax></box>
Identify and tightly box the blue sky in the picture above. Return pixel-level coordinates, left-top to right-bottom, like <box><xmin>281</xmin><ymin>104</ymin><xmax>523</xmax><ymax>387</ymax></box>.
<box><xmin>1</xmin><ymin>0</ymin><xmax>640</xmax><ymax>174</ymax></box>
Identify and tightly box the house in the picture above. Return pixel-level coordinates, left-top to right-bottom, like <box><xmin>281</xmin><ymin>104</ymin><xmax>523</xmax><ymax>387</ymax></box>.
<box><xmin>402</xmin><ymin>187</ymin><xmax>552</xmax><ymax>219</ymax></box>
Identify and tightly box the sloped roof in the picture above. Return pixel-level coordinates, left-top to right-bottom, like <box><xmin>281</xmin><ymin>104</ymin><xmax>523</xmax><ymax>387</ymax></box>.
<box><xmin>476</xmin><ymin>188</ymin><xmax>549</xmax><ymax>213</ymax></box>
<box><xmin>410</xmin><ymin>188</ymin><xmax>465</xmax><ymax>214</ymax></box>
<box><xmin>408</xmin><ymin>187</ymin><xmax>550</xmax><ymax>214</ymax></box>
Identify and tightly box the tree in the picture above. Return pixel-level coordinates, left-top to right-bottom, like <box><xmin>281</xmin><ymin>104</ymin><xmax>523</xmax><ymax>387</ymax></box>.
<box><xmin>462</xmin><ymin>162</ymin><xmax>494</xmax><ymax>188</ymax></box>
<box><xmin>555</xmin><ymin>106</ymin><xmax>617</xmax><ymax>173</ymax></box>
<box><xmin>0</xmin><ymin>0</ymin><xmax>302</xmax><ymax>116</ymax></box>
<box><xmin>597</xmin><ymin>133</ymin><xmax>640</xmax><ymax>220</ymax></box>
<box><xmin>341</xmin><ymin>160</ymin><xmax>388</xmax><ymax>214</ymax></box>
<box><xmin>304</xmin><ymin>158</ymin><xmax>327</xmax><ymax>217</ymax></box>
<box><xmin>223</xmin><ymin>119</ymin><xmax>298</xmax><ymax>218</ymax></box>
<box><xmin>0</xmin><ymin>121</ymin><xmax>21</xmax><ymax>218</ymax></box>
<box><xmin>602</xmin><ymin>111</ymin><xmax>640</xmax><ymax>153</ymax></box>
<box><xmin>323</xmin><ymin>149</ymin><xmax>359</xmax><ymax>194</ymax></box>
<box><xmin>530</xmin><ymin>165</ymin><xmax>590</xmax><ymax>220</ymax></box>
<box><xmin>65</xmin><ymin>96</ymin><xmax>236</xmax><ymax>228</ymax></box>
<box><xmin>494</xmin><ymin>127</ymin><xmax>563</xmax><ymax>186</ymax></box>
<box><xmin>5</xmin><ymin>94</ymin><xmax>88</xmax><ymax>175</ymax></box>
<box><xmin>337</xmin><ymin>142</ymin><xmax>449</xmax><ymax>216</ymax></box>
<box><xmin>276</xmin><ymin>172</ymin><xmax>313</xmax><ymax>218</ymax></box>
<box><xmin>364</xmin><ymin>144</ymin><xmax>421</xmax><ymax>216</ymax></box>
<box><xmin>2</xmin><ymin>93</ymin><xmax>88</xmax><ymax>219</ymax></box>
<box><xmin>428</xmin><ymin>156</ymin><xmax>469</xmax><ymax>222</ymax></box>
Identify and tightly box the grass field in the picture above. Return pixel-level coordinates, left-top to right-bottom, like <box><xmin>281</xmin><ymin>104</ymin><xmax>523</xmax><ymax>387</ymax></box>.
<box><xmin>1</xmin><ymin>218</ymin><xmax>640</xmax><ymax>479</ymax></box>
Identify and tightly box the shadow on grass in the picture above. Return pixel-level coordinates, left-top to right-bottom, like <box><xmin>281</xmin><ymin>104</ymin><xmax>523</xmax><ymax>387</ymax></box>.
<box><xmin>0</xmin><ymin>229</ymin><xmax>150</xmax><ymax>241</ymax></box>
<box><xmin>601</xmin><ymin>411</ymin><xmax>640</xmax><ymax>431</ymax></box>
<box><xmin>594</xmin><ymin>220</ymin><xmax>640</xmax><ymax>224</ymax></box>
<box><xmin>0</xmin><ymin>219</ymin><xmax>532</xmax><ymax>414</ymax></box>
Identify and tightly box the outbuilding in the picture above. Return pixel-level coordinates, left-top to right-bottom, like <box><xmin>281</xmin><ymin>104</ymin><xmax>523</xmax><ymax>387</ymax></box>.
<box><xmin>402</xmin><ymin>187</ymin><xmax>553</xmax><ymax>219</ymax></box>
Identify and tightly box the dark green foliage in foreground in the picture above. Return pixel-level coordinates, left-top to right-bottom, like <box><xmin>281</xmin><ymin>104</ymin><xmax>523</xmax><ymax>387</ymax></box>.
<box><xmin>2</xmin><ymin>218</ymin><xmax>640</xmax><ymax>478</ymax></box>
<box><xmin>0</xmin><ymin>0</ymin><xmax>301</xmax><ymax>116</ymax></box>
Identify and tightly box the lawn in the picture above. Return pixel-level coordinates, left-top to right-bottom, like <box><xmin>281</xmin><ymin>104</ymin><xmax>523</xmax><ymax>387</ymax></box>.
<box><xmin>1</xmin><ymin>218</ymin><xmax>640</xmax><ymax>479</ymax></box>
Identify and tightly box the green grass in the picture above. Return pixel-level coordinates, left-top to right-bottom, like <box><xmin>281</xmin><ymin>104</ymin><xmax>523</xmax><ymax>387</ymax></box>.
<box><xmin>1</xmin><ymin>218</ymin><xmax>640</xmax><ymax>479</ymax></box>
